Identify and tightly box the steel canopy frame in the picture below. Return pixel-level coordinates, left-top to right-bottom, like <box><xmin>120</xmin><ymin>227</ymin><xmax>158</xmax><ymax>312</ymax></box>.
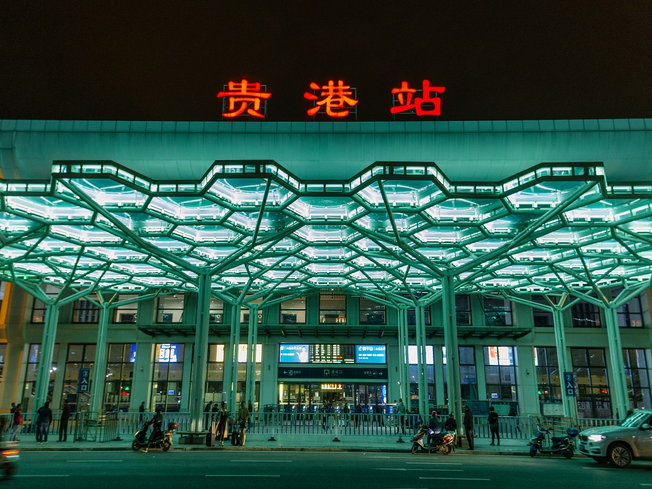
<box><xmin>1</xmin><ymin>160</ymin><xmax>652</xmax><ymax>422</ymax></box>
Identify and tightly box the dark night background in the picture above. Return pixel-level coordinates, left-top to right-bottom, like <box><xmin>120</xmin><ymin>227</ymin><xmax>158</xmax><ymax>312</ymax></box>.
<box><xmin>1</xmin><ymin>1</ymin><xmax>651</xmax><ymax>122</ymax></box>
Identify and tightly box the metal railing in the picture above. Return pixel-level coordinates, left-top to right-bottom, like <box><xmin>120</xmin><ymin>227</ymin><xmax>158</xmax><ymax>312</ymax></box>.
<box><xmin>1</xmin><ymin>411</ymin><xmax>623</xmax><ymax>443</ymax></box>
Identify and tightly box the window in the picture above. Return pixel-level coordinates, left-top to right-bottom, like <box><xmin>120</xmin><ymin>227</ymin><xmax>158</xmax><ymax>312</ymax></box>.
<box><xmin>359</xmin><ymin>298</ymin><xmax>386</xmax><ymax>325</ymax></box>
<box><xmin>205</xmin><ymin>344</ymin><xmax>262</xmax><ymax>407</ymax></box>
<box><xmin>0</xmin><ymin>343</ymin><xmax>6</xmax><ymax>382</ymax></box>
<box><xmin>532</xmin><ymin>296</ymin><xmax>554</xmax><ymax>327</ymax></box>
<box><xmin>112</xmin><ymin>294</ymin><xmax>138</xmax><ymax>324</ymax></box>
<box><xmin>104</xmin><ymin>344</ymin><xmax>135</xmax><ymax>411</ymax></box>
<box><xmin>484</xmin><ymin>297</ymin><xmax>513</xmax><ymax>326</ymax></box>
<box><xmin>62</xmin><ymin>344</ymin><xmax>96</xmax><ymax>413</ymax></box>
<box><xmin>72</xmin><ymin>299</ymin><xmax>100</xmax><ymax>323</ymax></box>
<box><xmin>484</xmin><ymin>346</ymin><xmax>517</xmax><ymax>401</ymax></box>
<box><xmin>534</xmin><ymin>347</ymin><xmax>561</xmax><ymax>410</ymax></box>
<box><xmin>241</xmin><ymin>297</ymin><xmax>263</xmax><ymax>324</ymax></box>
<box><xmin>623</xmin><ymin>349</ymin><xmax>651</xmax><ymax>410</ymax></box>
<box><xmin>571</xmin><ymin>300</ymin><xmax>601</xmax><ymax>328</ymax></box>
<box><xmin>571</xmin><ymin>348</ymin><xmax>611</xmax><ymax>418</ymax></box>
<box><xmin>456</xmin><ymin>294</ymin><xmax>472</xmax><ymax>326</ymax></box>
<box><xmin>319</xmin><ymin>293</ymin><xmax>346</xmax><ymax>324</ymax></box>
<box><xmin>31</xmin><ymin>284</ymin><xmax>59</xmax><ymax>324</ymax></box>
<box><xmin>152</xmin><ymin>343</ymin><xmax>185</xmax><ymax>412</ymax></box>
<box><xmin>280</xmin><ymin>296</ymin><xmax>306</xmax><ymax>324</ymax></box>
<box><xmin>407</xmin><ymin>345</ymin><xmax>435</xmax><ymax>406</ymax></box>
<box><xmin>443</xmin><ymin>346</ymin><xmax>478</xmax><ymax>400</ymax></box>
<box><xmin>22</xmin><ymin>343</ymin><xmax>60</xmax><ymax>411</ymax></box>
<box><xmin>613</xmin><ymin>288</ymin><xmax>644</xmax><ymax>328</ymax></box>
<box><xmin>406</xmin><ymin>307</ymin><xmax>431</xmax><ymax>326</ymax></box>
<box><xmin>210</xmin><ymin>298</ymin><xmax>224</xmax><ymax>324</ymax></box>
<box><xmin>157</xmin><ymin>294</ymin><xmax>185</xmax><ymax>323</ymax></box>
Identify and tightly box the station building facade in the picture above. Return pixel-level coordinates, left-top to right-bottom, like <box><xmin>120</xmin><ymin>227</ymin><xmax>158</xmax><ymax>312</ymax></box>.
<box><xmin>0</xmin><ymin>118</ymin><xmax>651</xmax><ymax>422</ymax></box>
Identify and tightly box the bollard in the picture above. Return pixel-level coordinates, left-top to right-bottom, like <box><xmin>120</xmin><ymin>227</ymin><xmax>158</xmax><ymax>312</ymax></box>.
<box><xmin>332</xmin><ymin>414</ymin><xmax>340</xmax><ymax>442</ymax></box>
<box><xmin>268</xmin><ymin>411</ymin><xmax>277</xmax><ymax>441</ymax></box>
<box><xmin>115</xmin><ymin>411</ymin><xmax>123</xmax><ymax>441</ymax></box>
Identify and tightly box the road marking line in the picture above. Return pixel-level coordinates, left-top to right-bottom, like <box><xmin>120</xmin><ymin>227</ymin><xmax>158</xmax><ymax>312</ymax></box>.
<box><xmin>367</xmin><ymin>456</ymin><xmax>392</xmax><ymax>458</ymax></box>
<box><xmin>229</xmin><ymin>460</ymin><xmax>292</xmax><ymax>463</ymax></box>
<box><xmin>406</xmin><ymin>462</ymin><xmax>463</xmax><ymax>465</ymax></box>
<box><xmin>380</xmin><ymin>468</ymin><xmax>463</xmax><ymax>472</ymax></box>
<box><xmin>206</xmin><ymin>475</ymin><xmax>280</xmax><ymax>478</ymax></box>
<box><xmin>639</xmin><ymin>484</ymin><xmax>652</xmax><ymax>486</ymax></box>
<box><xmin>420</xmin><ymin>477</ymin><xmax>490</xmax><ymax>481</ymax></box>
<box><xmin>15</xmin><ymin>475</ymin><xmax>70</xmax><ymax>478</ymax></box>
<box><xmin>66</xmin><ymin>460</ymin><xmax>123</xmax><ymax>463</ymax></box>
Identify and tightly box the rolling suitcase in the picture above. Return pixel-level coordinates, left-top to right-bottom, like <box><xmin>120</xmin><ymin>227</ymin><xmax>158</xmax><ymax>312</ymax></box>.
<box><xmin>206</xmin><ymin>429</ymin><xmax>215</xmax><ymax>447</ymax></box>
<box><xmin>231</xmin><ymin>431</ymin><xmax>240</xmax><ymax>446</ymax></box>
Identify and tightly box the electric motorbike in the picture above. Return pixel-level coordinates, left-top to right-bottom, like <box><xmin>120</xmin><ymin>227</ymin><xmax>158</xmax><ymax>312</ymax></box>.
<box><xmin>410</xmin><ymin>424</ymin><xmax>455</xmax><ymax>455</ymax></box>
<box><xmin>132</xmin><ymin>421</ymin><xmax>178</xmax><ymax>452</ymax></box>
<box><xmin>1</xmin><ymin>442</ymin><xmax>19</xmax><ymax>478</ymax></box>
<box><xmin>528</xmin><ymin>425</ymin><xmax>579</xmax><ymax>458</ymax></box>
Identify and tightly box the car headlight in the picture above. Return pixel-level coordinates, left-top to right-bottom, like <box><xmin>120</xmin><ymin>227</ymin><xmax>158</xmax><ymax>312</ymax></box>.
<box><xmin>587</xmin><ymin>434</ymin><xmax>606</xmax><ymax>442</ymax></box>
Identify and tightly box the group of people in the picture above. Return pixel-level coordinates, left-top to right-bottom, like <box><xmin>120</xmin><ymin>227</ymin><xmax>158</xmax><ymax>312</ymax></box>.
<box><xmin>203</xmin><ymin>401</ymin><xmax>251</xmax><ymax>447</ymax></box>
<box><xmin>5</xmin><ymin>399</ymin><xmax>71</xmax><ymax>443</ymax></box>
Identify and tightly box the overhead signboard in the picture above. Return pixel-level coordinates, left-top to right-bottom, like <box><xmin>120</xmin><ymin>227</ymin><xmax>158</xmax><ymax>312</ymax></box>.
<box><xmin>279</xmin><ymin>344</ymin><xmax>384</xmax><ymax>364</ymax></box>
<box><xmin>355</xmin><ymin>345</ymin><xmax>387</xmax><ymax>364</ymax></box>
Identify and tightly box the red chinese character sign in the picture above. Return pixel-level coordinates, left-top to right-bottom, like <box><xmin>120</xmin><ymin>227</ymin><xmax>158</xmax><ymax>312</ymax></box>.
<box><xmin>217</xmin><ymin>79</ymin><xmax>271</xmax><ymax>119</ymax></box>
<box><xmin>304</xmin><ymin>80</ymin><xmax>358</xmax><ymax>118</ymax></box>
<box><xmin>391</xmin><ymin>80</ymin><xmax>445</xmax><ymax>116</ymax></box>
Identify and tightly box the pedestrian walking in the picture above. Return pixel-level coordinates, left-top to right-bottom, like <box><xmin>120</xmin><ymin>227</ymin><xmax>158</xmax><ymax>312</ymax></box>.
<box><xmin>58</xmin><ymin>399</ymin><xmax>71</xmax><ymax>442</ymax></box>
<box><xmin>354</xmin><ymin>403</ymin><xmax>362</xmax><ymax>428</ymax></box>
<box><xmin>204</xmin><ymin>401</ymin><xmax>213</xmax><ymax>428</ymax></box>
<box><xmin>9</xmin><ymin>404</ymin><xmax>21</xmax><ymax>441</ymax></box>
<box><xmin>396</xmin><ymin>398</ymin><xmax>406</xmax><ymax>434</ymax></box>
<box><xmin>139</xmin><ymin>401</ymin><xmax>145</xmax><ymax>422</ymax></box>
<box><xmin>36</xmin><ymin>401</ymin><xmax>53</xmax><ymax>444</ymax></box>
<box><xmin>247</xmin><ymin>400</ymin><xmax>253</xmax><ymax>430</ymax></box>
<box><xmin>463</xmin><ymin>405</ymin><xmax>474</xmax><ymax>450</ymax></box>
<box><xmin>488</xmin><ymin>406</ymin><xmax>500</xmax><ymax>446</ymax></box>
<box><xmin>216</xmin><ymin>402</ymin><xmax>229</xmax><ymax>446</ymax></box>
<box><xmin>237</xmin><ymin>401</ymin><xmax>250</xmax><ymax>446</ymax></box>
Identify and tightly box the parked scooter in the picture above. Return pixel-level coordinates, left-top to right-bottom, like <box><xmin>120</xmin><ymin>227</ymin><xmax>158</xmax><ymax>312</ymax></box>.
<box><xmin>132</xmin><ymin>421</ymin><xmax>178</xmax><ymax>452</ymax></box>
<box><xmin>410</xmin><ymin>424</ymin><xmax>456</xmax><ymax>455</ymax></box>
<box><xmin>1</xmin><ymin>442</ymin><xmax>19</xmax><ymax>478</ymax></box>
<box><xmin>528</xmin><ymin>425</ymin><xmax>579</xmax><ymax>458</ymax></box>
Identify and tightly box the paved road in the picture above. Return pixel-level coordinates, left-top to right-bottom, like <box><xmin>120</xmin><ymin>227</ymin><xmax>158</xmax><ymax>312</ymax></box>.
<box><xmin>7</xmin><ymin>450</ymin><xmax>652</xmax><ymax>488</ymax></box>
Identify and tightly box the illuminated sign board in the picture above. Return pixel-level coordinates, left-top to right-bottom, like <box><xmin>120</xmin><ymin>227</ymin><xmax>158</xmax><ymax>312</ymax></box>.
<box><xmin>321</xmin><ymin>383</ymin><xmax>343</xmax><ymax>390</ymax></box>
<box><xmin>158</xmin><ymin>343</ymin><xmax>178</xmax><ymax>363</ymax></box>
<box><xmin>355</xmin><ymin>345</ymin><xmax>387</xmax><ymax>364</ymax></box>
<box><xmin>279</xmin><ymin>344</ymin><xmax>384</xmax><ymax>364</ymax></box>
<box><xmin>217</xmin><ymin>79</ymin><xmax>444</xmax><ymax>120</ymax></box>
<box><xmin>279</xmin><ymin>344</ymin><xmax>310</xmax><ymax>363</ymax></box>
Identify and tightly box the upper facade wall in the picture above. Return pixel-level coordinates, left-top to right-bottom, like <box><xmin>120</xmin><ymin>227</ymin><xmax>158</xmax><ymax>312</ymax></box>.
<box><xmin>1</xmin><ymin>119</ymin><xmax>651</xmax><ymax>182</ymax></box>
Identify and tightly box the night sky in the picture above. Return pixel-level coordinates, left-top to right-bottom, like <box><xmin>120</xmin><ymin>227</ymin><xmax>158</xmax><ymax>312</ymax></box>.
<box><xmin>2</xmin><ymin>2</ymin><xmax>651</xmax><ymax>122</ymax></box>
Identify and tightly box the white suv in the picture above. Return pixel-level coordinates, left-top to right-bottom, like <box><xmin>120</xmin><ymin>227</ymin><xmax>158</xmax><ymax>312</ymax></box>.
<box><xmin>578</xmin><ymin>410</ymin><xmax>652</xmax><ymax>468</ymax></box>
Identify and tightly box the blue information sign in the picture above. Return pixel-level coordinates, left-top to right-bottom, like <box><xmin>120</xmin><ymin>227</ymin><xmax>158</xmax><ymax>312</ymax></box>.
<box><xmin>355</xmin><ymin>345</ymin><xmax>387</xmax><ymax>364</ymax></box>
<box><xmin>279</xmin><ymin>344</ymin><xmax>310</xmax><ymax>363</ymax></box>
<box><xmin>563</xmin><ymin>372</ymin><xmax>576</xmax><ymax>397</ymax></box>
<box><xmin>78</xmin><ymin>368</ymin><xmax>90</xmax><ymax>393</ymax></box>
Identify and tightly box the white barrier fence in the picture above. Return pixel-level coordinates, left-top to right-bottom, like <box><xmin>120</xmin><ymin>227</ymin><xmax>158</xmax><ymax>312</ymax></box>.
<box><xmin>1</xmin><ymin>411</ymin><xmax>621</xmax><ymax>443</ymax></box>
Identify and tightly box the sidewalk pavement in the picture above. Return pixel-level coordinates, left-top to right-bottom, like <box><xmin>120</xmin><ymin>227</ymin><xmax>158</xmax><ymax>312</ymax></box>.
<box><xmin>10</xmin><ymin>433</ymin><xmax>554</xmax><ymax>456</ymax></box>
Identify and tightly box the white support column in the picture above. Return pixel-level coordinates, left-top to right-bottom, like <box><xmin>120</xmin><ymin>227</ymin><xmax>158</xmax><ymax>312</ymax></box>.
<box><xmin>245</xmin><ymin>305</ymin><xmax>258</xmax><ymax>410</ymax></box>
<box><xmin>415</xmin><ymin>305</ymin><xmax>429</xmax><ymax>418</ymax></box>
<box><xmin>396</xmin><ymin>306</ymin><xmax>407</xmax><ymax>404</ymax></box>
<box><xmin>442</xmin><ymin>274</ymin><xmax>462</xmax><ymax>423</ymax></box>
<box><xmin>89</xmin><ymin>304</ymin><xmax>110</xmax><ymax>418</ymax></box>
<box><xmin>605</xmin><ymin>306</ymin><xmax>629</xmax><ymax>420</ymax></box>
<box><xmin>33</xmin><ymin>302</ymin><xmax>59</xmax><ymax>411</ymax></box>
<box><xmin>553</xmin><ymin>308</ymin><xmax>576</xmax><ymax>419</ymax></box>
<box><xmin>189</xmin><ymin>273</ymin><xmax>211</xmax><ymax>430</ymax></box>
<box><xmin>228</xmin><ymin>303</ymin><xmax>241</xmax><ymax>413</ymax></box>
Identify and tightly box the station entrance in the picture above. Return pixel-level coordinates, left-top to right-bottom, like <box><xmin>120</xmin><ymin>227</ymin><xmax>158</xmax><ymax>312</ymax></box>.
<box><xmin>278</xmin><ymin>382</ymin><xmax>388</xmax><ymax>414</ymax></box>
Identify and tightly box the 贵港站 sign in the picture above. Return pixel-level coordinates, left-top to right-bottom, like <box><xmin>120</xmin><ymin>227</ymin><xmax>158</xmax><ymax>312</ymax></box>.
<box><xmin>217</xmin><ymin>79</ymin><xmax>445</xmax><ymax>120</ymax></box>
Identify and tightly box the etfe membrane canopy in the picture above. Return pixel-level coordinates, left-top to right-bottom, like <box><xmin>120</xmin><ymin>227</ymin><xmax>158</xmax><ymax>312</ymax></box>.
<box><xmin>0</xmin><ymin>160</ymin><xmax>651</xmax><ymax>305</ymax></box>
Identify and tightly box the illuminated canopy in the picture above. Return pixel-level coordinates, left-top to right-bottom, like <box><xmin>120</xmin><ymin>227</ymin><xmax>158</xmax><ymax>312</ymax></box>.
<box><xmin>1</xmin><ymin>160</ymin><xmax>651</xmax><ymax>311</ymax></box>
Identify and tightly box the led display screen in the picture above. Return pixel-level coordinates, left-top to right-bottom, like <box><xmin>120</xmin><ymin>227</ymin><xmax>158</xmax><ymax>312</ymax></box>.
<box><xmin>355</xmin><ymin>345</ymin><xmax>387</xmax><ymax>364</ymax></box>
<box><xmin>279</xmin><ymin>344</ymin><xmax>310</xmax><ymax>363</ymax></box>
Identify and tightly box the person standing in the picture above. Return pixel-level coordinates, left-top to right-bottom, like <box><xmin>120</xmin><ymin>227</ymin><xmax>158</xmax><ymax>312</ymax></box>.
<box><xmin>216</xmin><ymin>402</ymin><xmax>229</xmax><ymax>446</ymax></box>
<box><xmin>463</xmin><ymin>405</ymin><xmax>474</xmax><ymax>450</ymax></box>
<box><xmin>247</xmin><ymin>400</ymin><xmax>253</xmax><ymax>430</ymax></box>
<box><xmin>488</xmin><ymin>406</ymin><xmax>500</xmax><ymax>446</ymax></box>
<box><xmin>36</xmin><ymin>401</ymin><xmax>52</xmax><ymax>444</ymax></box>
<box><xmin>9</xmin><ymin>404</ymin><xmax>22</xmax><ymax>441</ymax></box>
<box><xmin>58</xmin><ymin>399</ymin><xmax>71</xmax><ymax>442</ymax></box>
<box><xmin>396</xmin><ymin>398</ymin><xmax>406</xmax><ymax>434</ymax></box>
<box><xmin>139</xmin><ymin>401</ymin><xmax>145</xmax><ymax>422</ymax></box>
<box><xmin>237</xmin><ymin>401</ymin><xmax>250</xmax><ymax>446</ymax></box>
<box><xmin>5</xmin><ymin>403</ymin><xmax>15</xmax><ymax>435</ymax></box>
<box><xmin>354</xmin><ymin>403</ymin><xmax>362</xmax><ymax>429</ymax></box>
